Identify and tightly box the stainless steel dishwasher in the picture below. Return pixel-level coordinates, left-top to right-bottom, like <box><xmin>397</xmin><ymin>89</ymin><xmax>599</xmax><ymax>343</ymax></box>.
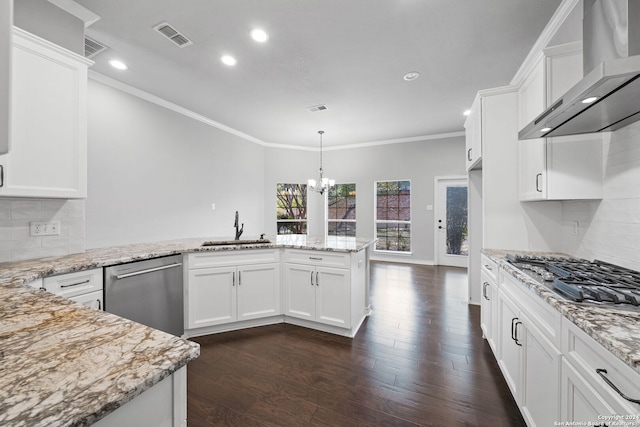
<box><xmin>104</xmin><ymin>255</ymin><xmax>184</xmax><ymax>336</ymax></box>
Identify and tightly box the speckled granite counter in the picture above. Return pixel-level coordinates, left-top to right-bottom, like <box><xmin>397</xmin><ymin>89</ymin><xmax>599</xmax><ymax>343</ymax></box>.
<box><xmin>0</xmin><ymin>235</ymin><xmax>375</xmax><ymax>426</ymax></box>
<box><xmin>483</xmin><ymin>249</ymin><xmax>640</xmax><ymax>376</ymax></box>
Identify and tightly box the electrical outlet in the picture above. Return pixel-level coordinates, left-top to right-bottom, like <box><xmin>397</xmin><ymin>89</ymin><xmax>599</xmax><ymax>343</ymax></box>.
<box><xmin>30</xmin><ymin>221</ymin><xmax>61</xmax><ymax>236</ymax></box>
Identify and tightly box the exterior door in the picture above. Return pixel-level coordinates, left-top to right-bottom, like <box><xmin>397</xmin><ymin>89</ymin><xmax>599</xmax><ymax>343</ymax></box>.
<box><xmin>435</xmin><ymin>176</ymin><xmax>468</xmax><ymax>267</ymax></box>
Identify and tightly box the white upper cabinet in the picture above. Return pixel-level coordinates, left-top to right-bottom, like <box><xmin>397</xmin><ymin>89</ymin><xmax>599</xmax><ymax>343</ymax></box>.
<box><xmin>464</xmin><ymin>94</ymin><xmax>482</xmax><ymax>170</ymax></box>
<box><xmin>0</xmin><ymin>28</ymin><xmax>91</xmax><ymax>198</ymax></box>
<box><xmin>0</xmin><ymin>1</ymin><xmax>11</xmax><ymax>155</ymax></box>
<box><xmin>518</xmin><ymin>42</ymin><xmax>603</xmax><ymax>201</ymax></box>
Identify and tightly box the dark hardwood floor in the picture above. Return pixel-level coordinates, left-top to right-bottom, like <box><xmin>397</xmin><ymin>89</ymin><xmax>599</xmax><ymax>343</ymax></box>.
<box><xmin>187</xmin><ymin>261</ymin><xmax>525</xmax><ymax>426</ymax></box>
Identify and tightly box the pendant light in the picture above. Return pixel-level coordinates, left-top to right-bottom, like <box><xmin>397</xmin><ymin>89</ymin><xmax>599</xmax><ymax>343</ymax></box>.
<box><xmin>308</xmin><ymin>130</ymin><xmax>335</xmax><ymax>195</ymax></box>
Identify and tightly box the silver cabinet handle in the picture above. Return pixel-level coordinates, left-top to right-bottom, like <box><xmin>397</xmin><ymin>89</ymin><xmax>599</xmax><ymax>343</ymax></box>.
<box><xmin>467</xmin><ymin>148</ymin><xmax>472</xmax><ymax>161</ymax></box>
<box><xmin>316</xmin><ymin>272</ymin><xmax>319</xmax><ymax>286</ymax></box>
<box><xmin>232</xmin><ymin>271</ymin><xmax>235</xmax><ymax>286</ymax></box>
<box><xmin>309</xmin><ymin>257</ymin><xmax>323</xmax><ymax>261</ymax></box>
<box><xmin>484</xmin><ymin>264</ymin><xmax>492</xmax><ymax>271</ymax></box>
<box><xmin>310</xmin><ymin>271</ymin><xmax>314</xmax><ymax>286</ymax></box>
<box><xmin>535</xmin><ymin>173</ymin><xmax>542</xmax><ymax>192</ymax></box>
<box><xmin>238</xmin><ymin>271</ymin><xmax>241</xmax><ymax>285</ymax></box>
<box><xmin>114</xmin><ymin>262</ymin><xmax>182</xmax><ymax>280</ymax></box>
<box><xmin>596</xmin><ymin>369</ymin><xmax>640</xmax><ymax>404</ymax></box>
<box><xmin>0</xmin><ymin>165</ymin><xmax>4</xmax><ymax>187</ymax></box>
<box><xmin>60</xmin><ymin>279</ymin><xmax>91</xmax><ymax>288</ymax></box>
<box><xmin>482</xmin><ymin>282</ymin><xmax>490</xmax><ymax>300</ymax></box>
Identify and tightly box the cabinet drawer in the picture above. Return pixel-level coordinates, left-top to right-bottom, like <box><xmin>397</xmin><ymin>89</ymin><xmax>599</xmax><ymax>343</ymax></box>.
<box><xmin>43</xmin><ymin>268</ymin><xmax>103</xmax><ymax>299</ymax></box>
<box><xmin>188</xmin><ymin>249</ymin><xmax>280</xmax><ymax>269</ymax></box>
<box><xmin>284</xmin><ymin>249</ymin><xmax>350</xmax><ymax>269</ymax></box>
<box><xmin>562</xmin><ymin>319</ymin><xmax>640</xmax><ymax>415</ymax></box>
<box><xmin>481</xmin><ymin>254</ymin><xmax>498</xmax><ymax>283</ymax></box>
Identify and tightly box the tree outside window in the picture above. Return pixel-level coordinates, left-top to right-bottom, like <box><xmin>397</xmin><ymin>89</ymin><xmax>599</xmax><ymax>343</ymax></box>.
<box><xmin>276</xmin><ymin>183</ymin><xmax>307</xmax><ymax>235</ymax></box>
<box><xmin>375</xmin><ymin>180</ymin><xmax>410</xmax><ymax>252</ymax></box>
<box><xmin>328</xmin><ymin>183</ymin><xmax>356</xmax><ymax>237</ymax></box>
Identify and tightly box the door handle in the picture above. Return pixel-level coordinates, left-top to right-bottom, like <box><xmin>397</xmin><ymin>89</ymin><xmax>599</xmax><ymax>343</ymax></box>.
<box><xmin>513</xmin><ymin>320</ymin><xmax>523</xmax><ymax>346</ymax></box>
<box><xmin>238</xmin><ymin>271</ymin><xmax>241</xmax><ymax>285</ymax></box>
<box><xmin>482</xmin><ymin>282</ymin><xmax>490</xmax><ymax>300</ymax></box>
<box><xmin>310</xmin><ymin>271</ymin><xmax>314</xmax><ymax>286</ymax></box>
<box><xmin>316</xmin><ymin>272</ymin><xmax>319</xmax><ymax>286</ymax></box>
<box><xmin>535</xmin><ymin>173</ymin><xmax>542</xmax><ymax>192</ymax></box>
<box><xmin>232</xmin><ymin>271</ymin><xmax>235</xmax><ymax>286</ymax></box>
<box><xmin>467</xmin><ymin>148</ymin><xmax>472</xmax><ymax>161</ymax></box>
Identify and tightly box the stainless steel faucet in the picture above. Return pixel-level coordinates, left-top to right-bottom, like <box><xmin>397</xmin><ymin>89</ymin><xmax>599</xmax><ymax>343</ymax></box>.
<box><xmin>234</xmin><ymin>211</ymin><xmax>244</xmax><ymax>240</ymax></box>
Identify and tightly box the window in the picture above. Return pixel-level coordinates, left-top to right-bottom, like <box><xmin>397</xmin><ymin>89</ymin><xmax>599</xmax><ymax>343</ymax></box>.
<box><xmin>276</xmin><ymin>183</ymin><xmax>307</xmax><ymax>235</ymax></box>
<box><xmin>328</xmin><ymin>183</ymin><xmax>356</xmax><ymax>237</ymax></box>
<box><xmin>375</xmin><ymin>180</ymin><xmax>410</xmax><ymax>252</ymax></box>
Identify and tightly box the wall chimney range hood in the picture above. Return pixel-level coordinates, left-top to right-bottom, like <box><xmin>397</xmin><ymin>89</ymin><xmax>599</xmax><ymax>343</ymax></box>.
<box><xmin>519</xmin><ymin>0</ymin><xmax>640</xmax><ymax>140</ymax></box>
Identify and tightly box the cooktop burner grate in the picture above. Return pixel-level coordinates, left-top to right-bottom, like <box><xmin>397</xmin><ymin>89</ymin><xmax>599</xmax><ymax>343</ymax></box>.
<box><xmin>505</xmin><ymin>254</ymin><xmax>640</xmax><ymax>308</ymax></box>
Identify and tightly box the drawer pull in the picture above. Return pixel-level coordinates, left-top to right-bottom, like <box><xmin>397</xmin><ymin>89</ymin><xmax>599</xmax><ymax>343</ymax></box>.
<box><xmin>309</xmin><ymin>257</ymin><xmax>323</xmax><ymax>261</ymax></box>
<box><xmin>60</xmin><ymin>279</ymin><xmax>91</xmax><ymax>288</ymax></box>
<box><xmin>596</xmin><ymin>369</ymin><xmax>640</xmax><ymax>404</ymax></box>
<box><xmin>484</xmin><ymin>264</ymin><xmax>493</xmax><ymax>271</ymax></box>
<box><xmin>310</xmin><ymin>271</ymin><xmax>314</xmax><ymax>286</ymax></box>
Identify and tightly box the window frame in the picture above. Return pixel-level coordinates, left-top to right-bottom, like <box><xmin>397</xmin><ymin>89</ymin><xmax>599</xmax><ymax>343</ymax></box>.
<box><xmin>276</xmin><ymin>183</ymin><xmax>308</xmax><ymax>235</ymax></box>
<box><xmin>374</xmin><ymin>179</ymin><xmax>412</xmax><ymax>253</ymax></box>
<box><xmin>327</xmin><ymin>183</ymin><xmax>356</xmax><ymax>238</ymax></box>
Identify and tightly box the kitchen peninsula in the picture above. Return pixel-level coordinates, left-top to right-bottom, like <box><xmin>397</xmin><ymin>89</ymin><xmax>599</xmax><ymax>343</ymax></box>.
<box><xmin>0</xmin><ymin>235</ymin><xmax>375</xmax><ymax>426</ymax></box>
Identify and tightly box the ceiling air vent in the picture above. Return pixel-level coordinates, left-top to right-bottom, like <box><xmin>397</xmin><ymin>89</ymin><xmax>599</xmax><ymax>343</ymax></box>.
<box><xmin>307</xmin><ymin>104</ymin><xmax>328</xmax><ymax>113</ymax></box>
<box><xmin>84</xmin><ymin>36</ymin><xmax>108</xmax><ymax>58</ymax></box>
<box><xmin>153</xmin><ymin>21</ymin><xmax>194</xmax><ymax>48</ymax></box>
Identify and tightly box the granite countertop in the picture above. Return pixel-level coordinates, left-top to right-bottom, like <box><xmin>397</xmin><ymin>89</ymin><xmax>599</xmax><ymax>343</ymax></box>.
<box><xmin>483</xmin><ymin>249</ymin><xmax>640</xmax><ymax>376</ymax></box>
<box><xmin>0</xmin><ymin>235</ymin><xmax>376</xmax><ymax>426</ymax></box>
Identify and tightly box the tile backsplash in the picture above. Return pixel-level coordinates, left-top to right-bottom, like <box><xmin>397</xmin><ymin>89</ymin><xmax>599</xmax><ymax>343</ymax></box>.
<box><xmin>562</xmin><ymin>122</ymin><xmax>640</xmax><ymax>270</ymax></box>
<box><xmin>0</xmin><ymin>198</ymin><xmax>85</xmax><ymax>263</ymax></box>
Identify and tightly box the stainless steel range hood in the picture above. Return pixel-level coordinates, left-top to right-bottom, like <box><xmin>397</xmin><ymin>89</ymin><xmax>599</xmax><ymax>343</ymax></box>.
<box><xmin>519</xmin><ymin>0</ymin><xmax>640</xmax><ymax>140</ymax></box>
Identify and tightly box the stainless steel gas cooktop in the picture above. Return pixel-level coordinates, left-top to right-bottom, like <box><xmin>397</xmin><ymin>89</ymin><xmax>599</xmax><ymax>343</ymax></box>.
<box><xmin>506</xmin><ymin>254</ymin><xmax>640</xmax><ymax>310</ymax></box>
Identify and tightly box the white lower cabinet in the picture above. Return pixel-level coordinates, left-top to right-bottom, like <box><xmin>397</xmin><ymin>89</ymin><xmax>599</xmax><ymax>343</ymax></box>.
<box><xmin>480</xmin><ymin>255</ymin><xmax>498</xmax><ymax>354</ymax></box>
<box><xmin>42</xmin><ymin>268</ymin><xmax>103</xmax><ymax>310</ymax></box>
<box><xmin>495</xmin><ymin>270</ymin><xmax>562</xmax><ymax>427</ymax></box>
<box><xmin>490</xmin><ymin>262</ymin><xmax>640</xmax><ymax>426</ymax></box>
<box><xmin>283</xmin><ymin>263</ymin><xmax>350</xmax><ymax>328</ymax></box>
<box><xmin>185</xmin><ymin>250</ymin><xmax>281</xmax><ymax>330</ymax></box>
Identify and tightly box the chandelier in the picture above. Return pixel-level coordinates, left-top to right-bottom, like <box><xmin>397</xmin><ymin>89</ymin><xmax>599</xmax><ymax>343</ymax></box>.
<box><xmin>308</xmin><ymin>130</ymin><xmax>335</xmax><ymax>195</ymax></box>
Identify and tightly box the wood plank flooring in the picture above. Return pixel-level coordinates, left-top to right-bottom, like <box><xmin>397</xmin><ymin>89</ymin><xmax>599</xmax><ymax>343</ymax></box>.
<box><xmin>187</xmin><ymin>261</ymin><xmax>525</xmax><ymax>426</ymax></box>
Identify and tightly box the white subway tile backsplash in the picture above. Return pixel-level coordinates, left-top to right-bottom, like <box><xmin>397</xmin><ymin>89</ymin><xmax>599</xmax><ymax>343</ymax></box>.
<box><xmin>0</xmin><ymin>198</ymin><xmax>85</xmax><ymax>263</ymax></box>
<box><xmin>562</xmin><ymin>121</ymin><xmax>640</xmax><ymax>271</ymax></box>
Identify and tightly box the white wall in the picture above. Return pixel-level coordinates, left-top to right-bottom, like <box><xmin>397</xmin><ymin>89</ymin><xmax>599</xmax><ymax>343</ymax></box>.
<box><xmin>85</xmin><ymin>79</ymin><xmax>266</xmax><ymax>248</ymax></box>
<box><xmin>562</xmin><ymin>121</ymin><xmax>640</xmax><ymax>270</ymax></box>
<box><xmin>264</xmin><ymin>137</ymin><xmax>466</xmax><ymax>264</ymax></box>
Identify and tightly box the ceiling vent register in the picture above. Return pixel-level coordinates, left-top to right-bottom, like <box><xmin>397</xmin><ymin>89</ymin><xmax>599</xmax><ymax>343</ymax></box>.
<box><xmin>153</xmin><ymin>22</ymin><xmax>194</xmax><ymax>48</ymax></box>
<box><xmin>84</xmin><ymin>37</ymin><xmax>108</xmax><ymax>58</ymax></box>
<box><xmin>307</xmin><ymin>104</ymin><xmax>328</xmax><ymax>113</ymax></box>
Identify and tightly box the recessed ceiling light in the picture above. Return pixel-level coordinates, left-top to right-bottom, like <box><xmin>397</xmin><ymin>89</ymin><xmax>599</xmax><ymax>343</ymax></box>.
<box><xmin>403</xmin><ymin>71</ymin><xmax>420</xmax><ymax>81</ymax></box>
<box><xmin>581</xmin><ymin>96</ymin><xmax>598</xmax><ymax>104</ymax></box>
<box><xmin>250</xmin><ymin>28</ymin><xmax>269</xmax><ymax>43</ymax></box>
<box><xmin>463</xmin><ymin>109</ymin><xmax>471</xmax><ymax>116</ymax></box>
<box><xmin>221</xmin><ymin>55</ymin><xmax>237</xmax><ymax>66</ymax></box>
<box><xmin>541</xmin><ymin>127</ymin><xmax>552</xmax><ymax>132</ymax></box>
<box><xmin>109</xmin><ymin>59</ymin><xmax>128</xmax><ymax>70</ymax></box>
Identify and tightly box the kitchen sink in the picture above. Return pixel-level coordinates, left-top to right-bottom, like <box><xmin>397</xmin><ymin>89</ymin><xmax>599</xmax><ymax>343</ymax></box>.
<box><xmin>201</xmin><ymin>239</ymin><xmax>271</xmax><ymax>247</ymax></box>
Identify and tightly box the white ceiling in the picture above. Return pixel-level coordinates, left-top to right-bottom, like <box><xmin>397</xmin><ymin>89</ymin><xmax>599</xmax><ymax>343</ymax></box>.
<box><xmin>77</xmin><ymin>0</ymin><xmax>562</xmax><ymax>148</ymax></box>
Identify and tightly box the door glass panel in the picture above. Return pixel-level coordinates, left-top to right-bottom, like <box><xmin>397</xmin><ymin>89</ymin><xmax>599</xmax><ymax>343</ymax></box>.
<box><xmin>446</xmin><ymin>186</ymin><xmax>468</xmax><ymax>256</ymax></box>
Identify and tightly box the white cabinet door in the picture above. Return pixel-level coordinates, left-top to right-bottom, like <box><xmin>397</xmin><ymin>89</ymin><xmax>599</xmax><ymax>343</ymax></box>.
<box><xmin>283</xmin><ymin>263</ymin><xmax>316</xmax><ymax>321</ymax></box>
<box><xmin>561</xmin><ymin>358</ymin><xmax>616</xmax><ymax>423</ymax></box>
<box><xmin>187</xmin><ymin>266</ymin><xmax>236</xmax><ymax>328</ymax></box>
<box><xmin>497</xmin><ymin>289</ymin><xmax>522</xmax><ymax>400</ymax></box>
<box><xmin>0</xmin><ymin>28</ymin><xmax>90</xmax><ymax>198</ymax></box>
<box><xmin>69</xmin><ymin>290</ymin><xmax>103</xmax><ymax>311</ymax></box>
<box><xmin>480</xmin><ymin>270</ymin><xmax>497</xmax><ymax>354</ymax></box>
<box><xmin>518</xmin><ymin>138</ymin><xmax>546</xmax><ymax>201</ymax></box>
<box><xmin>237</xmin><ymin>263</ymin><xmax>281</xmax><ymax>321</ymax></box>
<box><xmin>520</xmin><ymin>311</ymin><xmax>561</xmax><ymax>427</ymax></box>
<box><xmin>315</xmin><ymin>266</ymin><xmax>350</xmax><ymax>328</ymax></box>
<box><xmin>464</xmin><ymin>94</ymin><xmax>482</xmax><ymax>170</ymax></box>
